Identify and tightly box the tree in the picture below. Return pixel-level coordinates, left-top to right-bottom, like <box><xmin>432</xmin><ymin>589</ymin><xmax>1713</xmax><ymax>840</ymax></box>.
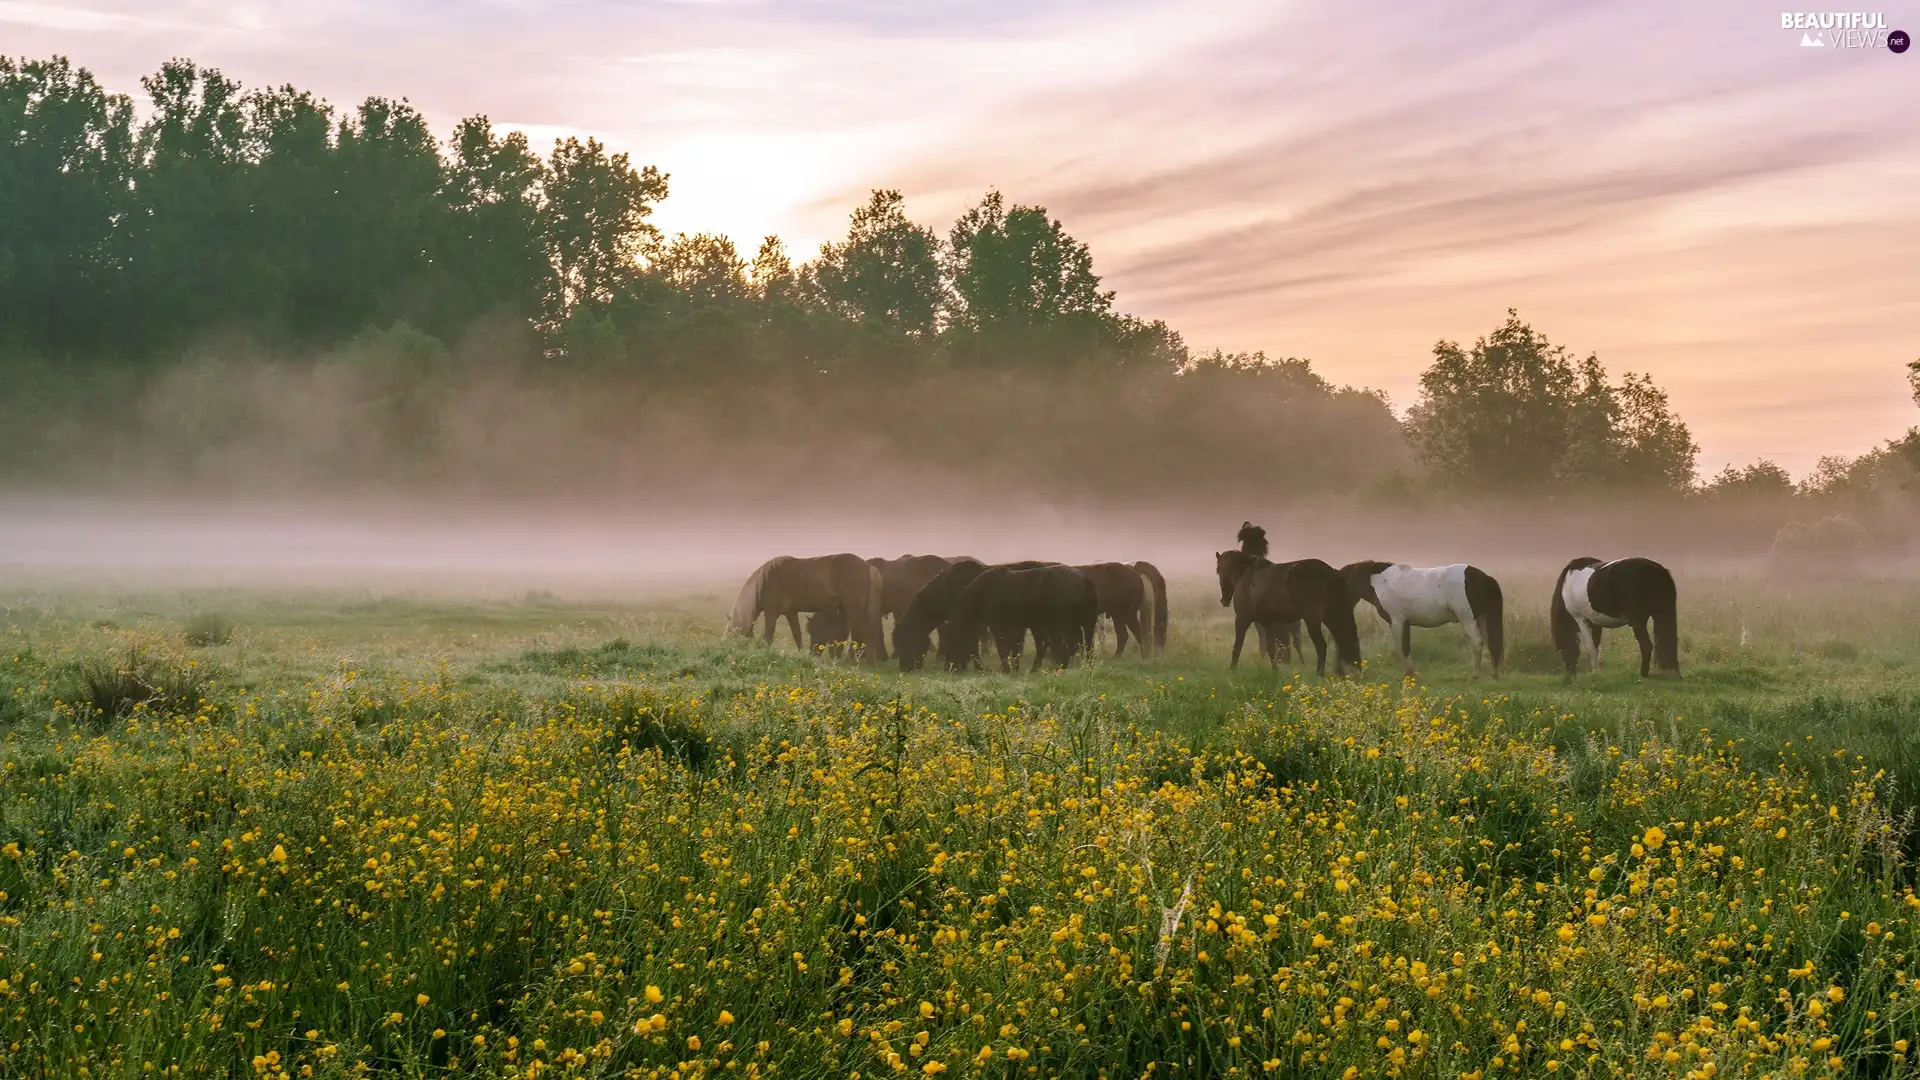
<box><xmin>655</xmin><ymin>233</ymin><xmax>749</xmax><ymax>305</ymax></box>
<box><xmin>944</xmin><ymin>190</ymin><xmax>1111</xmax><ymax>335</ymax></box>
<box><xmin>749</xmin><ymin>236</ymin><xmax>794</xmax><ymax>301</ymax></box>
<box><xmin>1701</xmin><ymin>460</ymin><xmax>1794</xmax><ymax>499</ymax></box>
<box><xmin>438</xmin><ymin>116</ymin><xmax>548</xmax><ymax>325</ymax></box>
<box><xmin>0</xmin><ymin>55</ymin><xmax>134</xmax><ymax>351</ymax></box>
<box><xmin>1408</xmin><ymin>310</ymin><xmax>1696</xmax><ymax>493</ymax></box>
<box><xmin>122</xmin><ymin>59</ymin><xmax>253</xmax><ymax>346</ymax></box>
<box><xmin>1408</xmin><ymin>311</ymin><xmax>1585</xmax><ymax>493</ymax></box>
<box><xmin>1608</xmin><ymin>371</ymin><xmax>1699</xmax><ymax>491</ymax></box>
<box><xmin>1908</xmin><ymin>358</ymin><xmax>1919</xmax><ymax>408</ymax></box>
<box><xmin>810</xmin><ymin>190</ymin><xmax>941</xmax><ymax>336</ymax></box>
<box><xmin>541</xmin><ymin>137</ymin><xmax>668</xmax><ymax>318</ymax></box>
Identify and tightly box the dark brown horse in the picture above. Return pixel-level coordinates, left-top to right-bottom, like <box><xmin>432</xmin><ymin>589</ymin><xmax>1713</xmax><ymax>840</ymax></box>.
<box><xmin>1551</xmin><ymin>556</ymin><xmax>1680</xmax><ymax>678</ymax></box>
<box><xmin>941</xmin><ymin>565</ymin><xmax>1098</xmax><ymax>673</ymax></box>
<box><xmin>892</xmin><ymin>558</ymin><xmax>992</xmax><ymax>671</ymax></box>
<box><xmin>1215</xmin><ymin>524</ymin><xmax>1361</xmax><ymax>676</ymax></box>
<box><xmin>1227</xmin><ymin>522</ymin><xmax>1301</xmax><ymax>661</ymax></box>
<box><xmin>725</xmin><ymin>554</ymin><xmax>886</xmax><ymax>662</ymax></box>
<box><xmin>1073</xmin><ymin>562</ymin><xmax>1151</xmax><ymax>658</ymax></box>
<box><xmin>1133</xmin><ymin>561</ymin><xmax>1168</xmax><ymax>655</ymax></box>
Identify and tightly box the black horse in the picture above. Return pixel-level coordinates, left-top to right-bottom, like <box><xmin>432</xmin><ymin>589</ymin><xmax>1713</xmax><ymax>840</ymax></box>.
<box><xmin>1550</xmin><ymin>556</ymin><xmax>1680</xmax><ymax>678</ymax></box>
<box><xmin>941</xmin><ymin>565</ymin><xmax>1098</xmax><ymax>673</ymax></box>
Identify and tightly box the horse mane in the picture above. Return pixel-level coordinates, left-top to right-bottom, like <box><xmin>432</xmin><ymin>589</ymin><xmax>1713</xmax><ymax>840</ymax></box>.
<box><xmin>1237</xmin><ymin>521</ymin><xmax>1269</xmax><ymax>559</ymax></box>
<box><xmin>725</xmin><ymin>555</ymin><xmax>792</xmax><ymax>636</ymax></box>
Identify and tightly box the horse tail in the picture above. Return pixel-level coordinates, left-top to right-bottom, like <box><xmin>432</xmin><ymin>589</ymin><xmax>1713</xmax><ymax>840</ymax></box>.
<box><xmin>863</xmin><ymin>563</ymin><xmax>888</xmax><ymax>663</ymax></box>
<box><xmin>1324</xmin><ymin>575</ymin><xmax>1364</xmax><ymax>675</ymax></box>
<box><xmin>1650</xmin><ymin>562</ymin><xmax>1680</xmax><ymax>676</ymax></box>
<box><xmin>1464</xmin><ymin>565</ymin><xmax>1504</xmax><ymax>673</ymax></box>
<box><xmin>1134</xmin><ymin>561</ymin><xmax>1168</xmax><ymax>653</ymax></box>
<box><xmin>726</xmin><ymin>556</ymin><xmax>788</xmax><ymax>636</ymax></box>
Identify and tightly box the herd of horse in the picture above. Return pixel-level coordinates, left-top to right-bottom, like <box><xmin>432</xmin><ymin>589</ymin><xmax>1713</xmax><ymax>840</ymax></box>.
<box><xmin>723</xmin><ymin>522</ymin><xmax>1683</xmax><ymax>680</ymax></box>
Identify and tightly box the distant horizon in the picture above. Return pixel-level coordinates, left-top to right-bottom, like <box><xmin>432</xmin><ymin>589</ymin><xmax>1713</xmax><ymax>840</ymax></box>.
<box><xmin>8</xmin><ymin>0</ymin><xmax>1917</xmax><ymax>474</ymax></box>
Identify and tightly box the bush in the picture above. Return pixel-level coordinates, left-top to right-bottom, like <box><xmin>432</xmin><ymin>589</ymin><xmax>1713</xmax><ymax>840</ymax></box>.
<box><xmin>182</xmin><ymin>612</ymin><xmax>234</xmax><ymax>646</ymax></box>
<box><xmin>1768</xmin><ymin>515</ymin><xmax>1869</xmax><ymax>576</ymax></box>
<box><xmin>71</xmin><ymin>647</ymin><xmax>214</xmax><ymax>722</ymax></box>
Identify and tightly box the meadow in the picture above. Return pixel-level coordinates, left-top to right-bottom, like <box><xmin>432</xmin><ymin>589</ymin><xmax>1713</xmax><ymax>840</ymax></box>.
<box><xmin>3</xmin><ymin>571</ymin><xmax>1920</xmax><ymax>1079</ymax></box>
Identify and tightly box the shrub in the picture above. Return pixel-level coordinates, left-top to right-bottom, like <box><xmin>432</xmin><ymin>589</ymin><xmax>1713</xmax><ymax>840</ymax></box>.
<box><xmin>182</xmin><ymin>612</ymin><xmax>234</xmax><ymax>646</ymax></box>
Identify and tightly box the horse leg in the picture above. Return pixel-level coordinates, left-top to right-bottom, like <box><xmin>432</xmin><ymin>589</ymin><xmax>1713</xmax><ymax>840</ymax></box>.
<box><xmin>1584</xmin><ymin>621</ymin><xmax>1603</xmax><ymax>673</ymax></box>
<box><xmin>1230</xmin><ymin>616</ymin><xmax>1251</xmax><ymax>670</ymax></box>
<box><xmin>1392</xmin><ymin>617</ymin><xmax>1414</xmax><ymax>677</ymax></box>
<box><xmin>1306</xmin><ymin>621</ymin><xmax>1329</xmax><ymax>678</ymax></box>
<box><xmin>1461</xmin><ymin>617</ymin><xmax>1485</xmax><ymax>679</ymax></box>
<box><xmin>1256</xmin><ymin>622</ymin><xmax>1277</xmax><ymax>669</ymax></box>
<box><xmin>1631</xmin><ymin>618</ymin><xmax>1654</xmax><ymax>678</ymax></box>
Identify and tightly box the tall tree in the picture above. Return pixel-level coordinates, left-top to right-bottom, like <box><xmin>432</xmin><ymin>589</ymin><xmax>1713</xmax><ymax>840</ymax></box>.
<box><xmin>1408</xmin><ymin>310</ymin><xmax>1695</xmax><ymax>493</ymax></box>
<box><xmin>0</xmin><ymin>55</ymin><xmax>134</xmax><ymax>351</ymax></box>
<box><xmin>811</xmin><ymin>190</ymin><xmax>942</xmax><ymax>337</ymax></box>
<box><xmin>1608</xmin><ymin>371</ymin><xmax>1699</xmax><ymax>490</ymax></box>
<box><xmin>122</xmin><ymin>59</ymin><xmax>252</xmax><ymax>346</ymax></box>
<box><xmin>944</xmin><ymin>190</ymin><xmax>1110</xmax><ymax>336</ymax></box>
<box><xmin>315</xmin><ymin>96</ymin><xmax>445</xmax><ymax>338</ymax></box>
<box><xmin>1408</xmin><ymin>311</ymin><xmax>1584</xmax><ymax>493</ymax></box>
<box><xmin>655</xmin><ymin>233</ymin><xmax>749</xmax><ymax>305</ymax></box>
<box><xmin>541</xmin><ymin>137</ymin><xmax>667</xmax><ymax>319</ymax></box>
<box><xmin>440</xmin><ymin>117</ymin><xmax>548</xmax><ymax>325</ymax></box>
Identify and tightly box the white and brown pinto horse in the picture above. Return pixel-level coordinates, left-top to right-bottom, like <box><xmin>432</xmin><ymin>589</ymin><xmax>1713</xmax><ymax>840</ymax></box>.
<box><xmin>1340</xmin><ymin>562</ymin><xmax>1505</xmax><ymax>678</ymax></box>
<box><xmin>1550</xmin><ymin>557</ymin><xmax>1680</xmax><ymax>678</ymax></box>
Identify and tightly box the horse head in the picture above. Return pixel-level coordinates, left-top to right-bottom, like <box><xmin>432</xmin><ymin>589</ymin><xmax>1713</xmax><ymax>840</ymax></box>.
<box><xmin>1338</xmin><ymin>561</ymin><xmax>1392</xmax><ymax>622</ymax></box>
<box><xmin>1215</xmin><ymin>549</ymin><xmax>1251</xmax><ymax>607</ymax></box>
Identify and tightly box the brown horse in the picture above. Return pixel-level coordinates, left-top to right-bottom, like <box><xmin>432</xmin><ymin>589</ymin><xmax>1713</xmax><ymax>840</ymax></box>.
<box><xmin>870</xmin><ymin>555</ymin><xmax>959</xmax><ymax>623</ymax></box>
<box><xmin>1074</xmin><ymin>563</ymin><xmax>1151</xmax><ymax>658</ymax></box>
<box><xmin>941</xmin><ymin>565</ymin><xmax>1098</xmax><ymax>673</ymax></box>
<box><xmin>1215</xmin><ymin>533</ymin><xmax>1361</xmax><ymax>677</ymax></box>
<box><xmin>804</xmin><ymin>553</ymin><xmax>954</xmax><ymax>661</ymax></box>
<box><xmin>725</xmin><ymin>554</ymin><xmax>886</xmax><ymax>662</ymax></box>
<box><xmin>1227</xmin><ymin>523</ymin><xmax>1301</xmax><ymax>661</ymax></box>
<box><xmin>1133</xmin><ymin>561</ymin><xmax>1168</xmax><ymax>655</ymax></box>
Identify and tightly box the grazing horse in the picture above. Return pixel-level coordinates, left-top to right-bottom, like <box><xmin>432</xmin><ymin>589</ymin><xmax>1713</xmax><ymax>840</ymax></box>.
<box><xmin>1073</xmin><ymin>562</ymin><xmax>1151</xmax><ymax>658</ymax></box>
<box><xmin>1551</xmin><ymin>557</ymin><xmax>1681</xmax><ymax>678</ymax></box>
<box><xmin>1340</xmin><ymin>562</ymin><xmax>1505</xmax><ymax>678</ymax></box>
<box><xmin>893</xmin><ymin>559</ymin><xmax>990</xmax><ymax>671</ymax></box>
<box><xmin>1216</xmin><ymin>524</ymin><xmax>1360</xmax><ymax>677</ymax></box>
<box><xmin>941</xmin><ymin>565</ymin><xmax>1098</xmax><ymax>673</ymax></box>
<box><xmin>804</xmin><ymin>554</ymin><xmax>959</xmax><ymax>661</ymax></box>
<box><xmin>725</xmin><ymin>554</ymin><xmax>886</xmax><ymax>662</ymax></box>
<box><xmin>870</xmin><ymin>555</ymin><xmax>958</xmax><ymax>625</ymax></box>
<box><xmin>1133</xmin><ymin>561</ymin><xmax>1168</xmax><ymax>654</ymax></box>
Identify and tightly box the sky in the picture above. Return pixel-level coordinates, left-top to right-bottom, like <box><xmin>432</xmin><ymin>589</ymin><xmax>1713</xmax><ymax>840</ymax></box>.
<box><xmin>6</xmin><ymin>0</ymin><xmax>1918</xmax><ymax>475</ymax></box>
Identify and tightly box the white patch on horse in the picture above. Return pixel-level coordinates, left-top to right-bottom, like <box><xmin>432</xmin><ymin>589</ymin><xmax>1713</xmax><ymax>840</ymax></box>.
<box><xmin>1370</xmin><ymin>563</ymin><xmax>1487</xmax><ymax>677</ymax></box>
<box><xmin>1561</xmin><ymin>564</ymin><xmax>1628</xmax><ymax>671</ymax></box>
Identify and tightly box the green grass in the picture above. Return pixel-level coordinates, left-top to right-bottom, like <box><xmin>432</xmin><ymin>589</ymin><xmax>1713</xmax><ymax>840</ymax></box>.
<box><xmin>1</xmin><ymin>574</ymin><xmax>1918</xmax><ymax>1078</ymax></box>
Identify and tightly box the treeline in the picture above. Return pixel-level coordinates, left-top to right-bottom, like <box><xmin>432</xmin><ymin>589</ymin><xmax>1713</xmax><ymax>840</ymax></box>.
<box><xmin>3</xmin><ymin>54</ymin><xmax>1916</xmax><ymax>520</ymax></box>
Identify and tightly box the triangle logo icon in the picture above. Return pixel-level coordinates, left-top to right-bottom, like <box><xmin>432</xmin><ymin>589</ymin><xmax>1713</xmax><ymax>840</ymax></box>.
<box><xmin>1801</xmin><ymin>31</ymin><xmax>1825</xmax><ymax>45</ymax></box>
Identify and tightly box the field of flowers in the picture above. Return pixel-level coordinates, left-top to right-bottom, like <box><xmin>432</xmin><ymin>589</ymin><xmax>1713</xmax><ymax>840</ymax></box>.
<box><xmin>3</xmin><ymin>583</ymin><xmax>1920</xmax><ymax>1078</ymax></box>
